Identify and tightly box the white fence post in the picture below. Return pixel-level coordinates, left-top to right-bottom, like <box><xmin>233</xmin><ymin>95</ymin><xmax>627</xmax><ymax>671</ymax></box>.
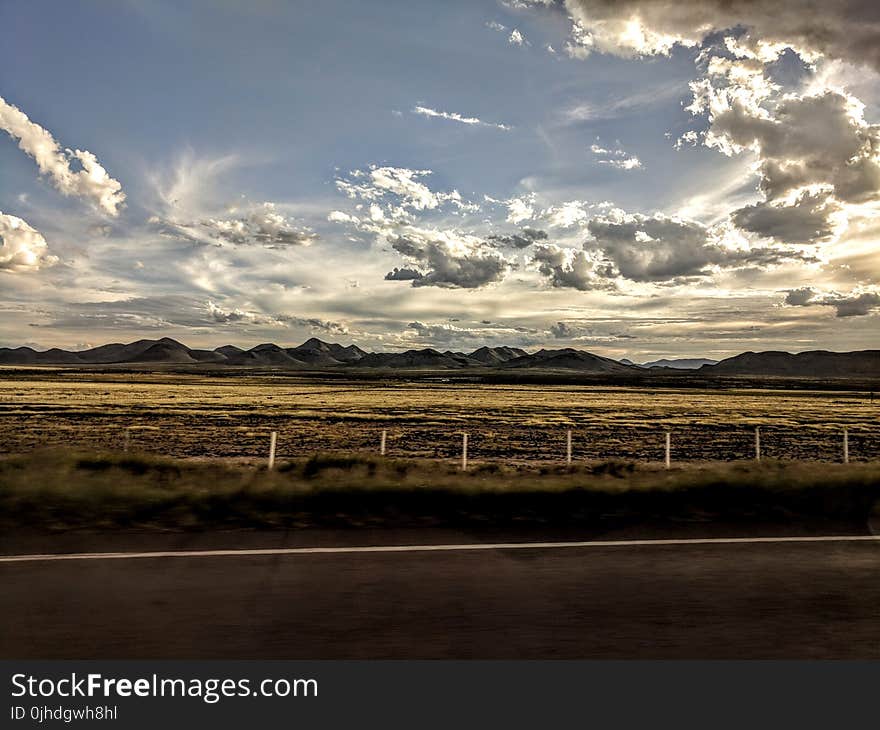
<box><xmin>755</xmin><ymin>426</ymin><xmax>761</xmax><ymax>461</ymax></box>
<box><xmin>268</xmin><ymin>431</ymin><xmax>277</xmax><ymax>470</ymax></box>
<box><xmin>380</xmin><ymin>429</ymin><xmax>387</xmax><ymax>456</ymax></box>
<box><xmin>566</xmin><ymin>429</ymin><xmax>572</xmax><ymax>466</ymax></box>
<box><xmin>461</xmin><ymin>433</ymin><xmax>468</xmax><ymax>471</ymax></box>
<box><xmin>844</xmin><ymin>427</ymin><xmax>849</xmax><ymax>464</ymax></box>
<box><xmin>665</xmin><ymin>431</ymin><xmax>671</xmax><ymax>469</ymax></box>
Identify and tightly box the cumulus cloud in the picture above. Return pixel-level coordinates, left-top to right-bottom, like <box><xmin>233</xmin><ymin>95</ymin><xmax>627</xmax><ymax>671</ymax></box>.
<box><xmin>783</xmin><ymin>287</ymin><xmax>880</xmax><ymax>317</ymax></box>
<box><xmin>0</xmin><ymin>96</ymin><xmax>125</xmax><ymax>216</ymax></box>
<box><xmin>690</xmin><ymin>85</ymin><xmax>880</xmax><ymax>204</ymax></box>
<box><xmin>327</xmin><ymin>210</ymin><xmax>358</xmax><ymax>224</ymax></box>
<box><xmin>686</xmin><ymin>56</ymin><xmax>880</xmax><ymax>244</ymax></box>
<box><xmin>412</xmin><ymin>105</ymin><xmax>512</xmax><ymax>131</ymax></box>
<box><xmin>0</xmin><ymin>213</ymin><xmax>57</xmax><ymax>272</ymax></box>
<box><xmin>505</xmin><ymin>195</ymin><xmax>536</xmax><ymax>224</ymax></box>
<box><xmin>560</xmin><ymin>1</ymin><xmax>880</xmax><ymax>71</ymax></box>
<box><xmin>336</xmin><ymin>166</ymin><xmax>467</xmax><ymax>215</ymax></box>
<box><xmin>585</xmin><ymin>210</ymin><xmax>807</xmax><ymax>282</ymax></box>
<box><xmin>542</xmin><ymin>200</ymin><xmax>592</xmax><ymax>228</ymax></box>
<box><xmin>389</xmin><ymin>230</ymin><xmax>509</xmax><ymax>288</ymax></box>
<box><xmin>509</xmin><ymin>29</ymin><xmax>529</xmax><ymax>46</ymax></box>
<box><xmin>486</xmin><ymin>19</ymin><xmax>531</xmax><ymax>46</ymax></box>
<box><xmin>731</xmin><ymin>189</ymin><xmax>842</xmax><ymax>244</ymax></box>
<box><xmin>532</xmin><ymin>243</ymin><xmax>610</xmax><ymax>290</ymax></box>
<box><xmin>587</xmin><ymin>212</ymin><xmax>719</xmax><ymax>281</ymax></box>
<box><xmin>202</xmin><ymin>203</ymin><xmax>317</xmax><ymax>246</ymax></box>
<box><xmin>329</xmin><ymin>165</ymin><xmax>506</xmax><ymax>287</ymax></box>
<box><xmin>488</xmin><ymin>227</ymin><xmax>548</xmax><ymax>248</ymax></box>
<box><xmin>520</xmin><ymin>2</ymin><xmax>880</xmax><ymax>250</ymax></box>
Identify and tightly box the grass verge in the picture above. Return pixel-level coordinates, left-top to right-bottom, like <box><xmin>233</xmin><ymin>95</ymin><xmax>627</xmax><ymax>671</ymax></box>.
<box><xmin>2</xmin><ymin>448</ymin><xmax>879</xmax><ymax>531</ymax></box>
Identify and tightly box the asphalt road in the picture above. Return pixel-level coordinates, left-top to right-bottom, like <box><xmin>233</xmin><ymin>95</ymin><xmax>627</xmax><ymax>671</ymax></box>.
<box><xmin>2</xmin><ymin>532</ymin><xmax>879</xmax><ymax>658</ymax></box>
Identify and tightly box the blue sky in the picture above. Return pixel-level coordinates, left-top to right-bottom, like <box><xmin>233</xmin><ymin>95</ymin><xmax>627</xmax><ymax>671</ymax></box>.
<box><xmin>1</xmin><ymin>0</ymin><xmax>879</xmax><ymax>358</ymax></box>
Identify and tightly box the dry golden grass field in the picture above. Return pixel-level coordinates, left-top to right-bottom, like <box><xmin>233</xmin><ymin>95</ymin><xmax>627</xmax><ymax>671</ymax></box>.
<box><xmin>1</xmin><ymin>370</ymin><xmax>877</xmax><ymax>464</ymax></box>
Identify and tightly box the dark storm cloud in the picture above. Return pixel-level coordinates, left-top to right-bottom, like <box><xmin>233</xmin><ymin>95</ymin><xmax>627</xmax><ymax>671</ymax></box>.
<box><xmin>732</xmin><ymin>191</ymin><xmax>840</xmax><ymax>245</ymax></box>
<box><xmin>784</xmin><ymin>287</ymin><xmax>815</xmax><ymax>306</ymax></box>
<box><xmin>384</xmin><ymin>267</ymin><xmax>424</xmax><ymax>281</ymax></box>
<box><xmin>389</xmin><ymin>234</ymin><xmax>509</xmax><ymax>288</ymax></box>
<box><xmin>488</xmin><ymin>227</ymin><xmax>549</xmax><ymax>249</ymax></box>
<box><xmin>532</xmin><ymin>244</ymin><xmax>613</xmax><ymax>291</ymax></box>
<box><xmin>585</xmin><ymin>212</ymin><xmax>809</xmax><ymax>283</ymax></box>
<box><xmin>783</xmin><ymin>287</ymin><xmax>880</xmax><ymax>317</ymax></box>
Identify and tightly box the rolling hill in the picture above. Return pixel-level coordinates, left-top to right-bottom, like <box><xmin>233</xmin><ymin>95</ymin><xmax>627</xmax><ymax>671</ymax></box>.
<box><xmin>0</xmin><ymin>338</ymin><xmax>878</xmax><ymax>378</ymax></box>
<box><xmin>500</xmin><ymin>348</ymin><xmax>636</xmax><ymax>374</ymax></box>
<box><xmin>700</xmin><ymin>350</ymin><xmax>880</xmax><ymax>377</ymax></box>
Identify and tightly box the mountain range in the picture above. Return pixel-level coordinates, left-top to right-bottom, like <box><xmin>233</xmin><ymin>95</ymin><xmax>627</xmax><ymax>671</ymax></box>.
<box><xmin>1</xmin><ymin>338</ymin><xmax>878</xmax><ymax>378</ymax></box>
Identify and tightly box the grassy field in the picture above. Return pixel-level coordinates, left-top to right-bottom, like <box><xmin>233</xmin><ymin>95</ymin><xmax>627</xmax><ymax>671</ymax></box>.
<box><xmin>2</xmin><ymin>448</ymin><xmax>880</xmax><ymax>531</ymax></box>
<box><xmin>1</xmin><ymin>371</ymin><xmax>877</xmax><ymax>464</ymax></box>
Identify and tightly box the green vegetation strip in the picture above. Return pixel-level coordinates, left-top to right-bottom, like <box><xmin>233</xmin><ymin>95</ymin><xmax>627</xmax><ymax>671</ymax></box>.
<box><xmin>2</xmin><ymin>449</ymin><xmax>880</xmax><ymax>530</ymax></box>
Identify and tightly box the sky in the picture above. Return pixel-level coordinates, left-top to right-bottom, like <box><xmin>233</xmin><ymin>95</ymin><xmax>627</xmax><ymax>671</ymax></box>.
<box><xmin>1</xmin><ymin>0</ymin><xmax>879</xmax><ymax>360</ymax></box>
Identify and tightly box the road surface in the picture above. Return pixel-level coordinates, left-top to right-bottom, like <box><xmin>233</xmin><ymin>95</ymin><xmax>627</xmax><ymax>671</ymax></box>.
<box><xmin>2</xmin><ymin>530</ymin><xmax>879</xmax><ymax>658</ymax></box>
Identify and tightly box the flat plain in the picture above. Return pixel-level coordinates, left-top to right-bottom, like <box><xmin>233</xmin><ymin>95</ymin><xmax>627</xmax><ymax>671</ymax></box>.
<box><xmin>1</xmin><ymin>370</ymin><xmax>877</xmax><ymax>463</ymax></box>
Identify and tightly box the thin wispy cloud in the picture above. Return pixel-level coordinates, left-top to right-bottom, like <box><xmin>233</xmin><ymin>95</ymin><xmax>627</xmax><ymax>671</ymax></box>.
<box><xmin>412</xmin><ymin>106</ymin><xmax>512</xmax><ymax>131</ymax></box>
<box><xmin>561</xmin><ymin>82</ymin><xmax>685</xmax><ymax>123</ymax></box>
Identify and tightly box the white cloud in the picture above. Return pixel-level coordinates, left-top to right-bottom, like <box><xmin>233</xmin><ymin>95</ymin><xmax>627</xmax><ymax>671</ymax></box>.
<box><xmin>542</xmin><ymin>200</ymin><xmax>591</xmax><ymax>228</ymax></box>
<box><xmin>337</xmin><ymin>166</ymin><xmax>461</xmax><ymax>213</ymax></box>
<box><xmin>327</xmin><ymin>210</ymin><xmax>359</xmax><ymax>224</ymax></box>
<box><xmin>0</xmin><ymin>213</ymin><xmax>57</xmax><ymax>272</ymax></box>
<box><xmin>0</xmin><ymin>96</ymin><xmax>125</xmax><ymax>216</ymax></box>
<box><xmin>684</xmin><ymin>51</ymin><xmax>880</xmax><ymax>245</ymax></box>
<box><xmin>486</xmin><ymin>19</ymin><xmax>530</xmax><ymax>47</ymax></box>
<box><xmin>412</xmin><ymin>105</ymin><xmax>512</xmax><ymax>131</ymax></box>
<box><xmin>590</xmin><ymin>142</ymin><xmax>642</xmax><ymax>170</ymax></box>
<box><xmin>509</xmin><ymin>29</ymin><xmax>529</xmax><ymax>46</ymax></box>
<box><xmin>505</xmin><ymin>195</ymin><xmax>536</xmax><ymax>224</ymax></box>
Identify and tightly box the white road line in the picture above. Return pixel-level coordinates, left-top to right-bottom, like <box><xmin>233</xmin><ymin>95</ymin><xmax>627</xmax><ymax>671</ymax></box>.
<box><xmin>0</xmin><ymin>535</ymin><xmax>878</xmax><ymax>564</ymax></box>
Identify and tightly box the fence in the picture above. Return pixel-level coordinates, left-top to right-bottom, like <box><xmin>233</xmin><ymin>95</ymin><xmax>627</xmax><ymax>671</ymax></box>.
<box><xmin>22</xmin><ymin>420</ymin><xmax>875</xmax><ymax>469</ymax></box>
